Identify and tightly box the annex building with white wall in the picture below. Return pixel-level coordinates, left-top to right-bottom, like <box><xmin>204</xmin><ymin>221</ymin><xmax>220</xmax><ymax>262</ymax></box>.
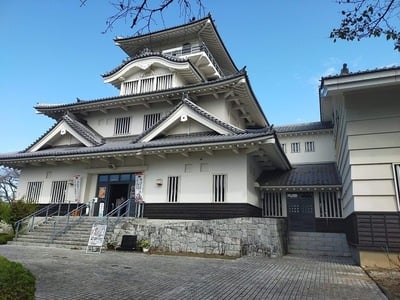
<box><xmin>0</xmin><ymin>16</ymin><xmax>399</xmax><ymax>266</ymax></box>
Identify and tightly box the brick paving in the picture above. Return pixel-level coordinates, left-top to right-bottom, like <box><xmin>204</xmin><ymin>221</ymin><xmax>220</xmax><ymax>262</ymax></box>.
<box><xmin>0</xmin><ymin>245</ymin><xmax>386</xmax><ymax>300</ymax></box>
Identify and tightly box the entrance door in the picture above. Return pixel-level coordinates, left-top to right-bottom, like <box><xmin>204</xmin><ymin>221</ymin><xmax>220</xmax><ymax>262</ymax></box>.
<box><xmin>95</xmin><ymin>173</ymin><xmax>136</xmax><ymax>216</ymax></box>
<box><xmin>107</xmin><ymin>183</ymin><xmax>129</xmax><ymax>214</ymax></box>
<box><xmin>287</xmin><ymin>192</ymin><xmax>315</xmax><ymax>232</ymax></box>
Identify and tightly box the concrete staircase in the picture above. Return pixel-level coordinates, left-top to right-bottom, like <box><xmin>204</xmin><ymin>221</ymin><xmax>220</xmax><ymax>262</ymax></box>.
<box><xmin>9</xmin><ymin>216</ymin><xmax>113</xmax><ymax>249</ymax></box>
<box><xmin>288</xmin><ymin>231</ymin><xmax>351</xmax><ymax>257</ymax></box>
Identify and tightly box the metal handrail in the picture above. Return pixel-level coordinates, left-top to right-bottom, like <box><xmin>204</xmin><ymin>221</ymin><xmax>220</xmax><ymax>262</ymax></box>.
<box><xmin>49</xmin><ymin>203</ymin><xmax>89</xmax><ymax>243</ymax></box>
<box><xmin>95</xmin><ymin>199</ymin><xmax>145</xmax><ymax>234</ymax></box>
<box><xmin>14</xmin><ymin>203</ymin><xmax>62</xmax><ymax>239</ymax></box>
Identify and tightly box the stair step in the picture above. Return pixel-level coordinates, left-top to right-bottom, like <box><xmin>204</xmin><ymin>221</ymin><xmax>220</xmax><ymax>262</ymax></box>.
<box><xmin>288</xmin><ymin>231</ymin><xmax>351</xmax><ymax>257</ymax></box>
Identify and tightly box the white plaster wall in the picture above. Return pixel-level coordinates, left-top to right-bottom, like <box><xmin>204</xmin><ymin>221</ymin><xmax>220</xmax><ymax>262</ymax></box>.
<box><xmin>277</xmin><ymin>132</ymin><xmax>335</xmax><ymax>164</ymax></box>
<box><xmin>17</xmin><ymin>165</ymin><xmax>88</xmax><ymax>204</ymax></box>
<box><xmin>51</xmin><ymin>134</ymin><xmax>81</xmax><ymax>147</ymax></box>
<box><xmin>198</xmin><ymin>97</ymin><xmax>229</xmax><ymax>125</ymax></box>
<box><xmin>143</xmin><ymin>151</ymin><xmax>248</xmax><ymax>203</ymax></box>
<box><xmin>166</xmin><ymin>119</ymin><xmax>212</xmax><ymax>135</ymax></box>
<box><xmin>85</xmin><ymin>102</ymin><xmax>172</xmax><ymax>136</ymax></box>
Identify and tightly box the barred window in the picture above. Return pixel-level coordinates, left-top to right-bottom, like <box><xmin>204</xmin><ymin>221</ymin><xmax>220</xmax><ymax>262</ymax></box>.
<box><xmin>139</xmin><ymin>77</ymin><xmax>154</xmax><ymax>93</ymax></box>
<box><xmin>281</xmin><ymin>143</ymin><xmax>286</xmax><ymax>153</ymax></box>
<box><xmin>114</xmin><ymin>117</ymin><xmax>131</xmax><ymax>135</ymax></box>
<box><xmin>26</xmin><ymin>181</ymin><xmax>42</xmax><ymax>203</ymax></box>
<box><xmin>143</xmin><ymin>113</ymin><xmax>161</xmax><ymax>131</ymax></box>
<box><xmin>50</xmin><ymin>181</ymin><xmax>68</xmax><ymax>203</ymax></box>
<box><xmin>305</xmin><ymin>141</ymin><xmax>315</xmax><ymax>152</ymax></box>
<box><xmin>122</xmin><ymin>80</ymin><xmax>139</xmax><ymax>95</ymax></box>
<box><xmin>213</xmin><ymin>174</ymin><xmax>226</xmax><ymax>203</ymax></box>
<box><xmin>167</xmin><ymin>176</ymin><xmax>179</xmax><ymax>203</ymax></box>
<box><xmin>156</xmin><ymin>74</ymin><xmax>173</xmax><ymax>90</ymax></box>
<box><xmin>318</xmin><ymin>191</ymin><xmax>342</xmax><ymax>218</ymax></box>
<box><xmin>262</xmin><ymin>191</ymin><xmax>283</xmax><ymax>217</ymax></box>
<box><xmin>291</xmin><ymin>142</ymin><xmax>300</xmax><ymax>153</ymax></box>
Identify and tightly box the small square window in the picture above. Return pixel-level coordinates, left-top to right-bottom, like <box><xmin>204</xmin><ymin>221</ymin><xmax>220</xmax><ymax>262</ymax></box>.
<box><xmin>114</xmin><ymin>117</ymin><xmax>131</xmax><ymax>135</ymax></box>
<box><xmin>291</xmin><ymin>142</ymin><xmax>300</xmax><ymax>153</ymax></box>
<box><xmin>305</xmin><ymin>141</ymin><xmax>315</xmax><ymax>152</ymax></box>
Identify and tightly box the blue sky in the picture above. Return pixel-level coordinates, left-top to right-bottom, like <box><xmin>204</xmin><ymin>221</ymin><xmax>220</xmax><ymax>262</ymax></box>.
<box><xmin>0</xmin><ymin>1</ymin><xmax>398</xmax><ymax>153</ymax></box>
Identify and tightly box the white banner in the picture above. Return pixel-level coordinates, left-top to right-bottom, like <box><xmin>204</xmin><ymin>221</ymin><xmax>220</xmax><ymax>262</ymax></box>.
<box><xmin>135</xmin><ymin>173</ymin><xmax>144</xmax><ymax>202</ymax></box>
<box><xmin>73</xmin><ymin>175</ymin><xmax>81</xmax><ymax>203</ymax></box>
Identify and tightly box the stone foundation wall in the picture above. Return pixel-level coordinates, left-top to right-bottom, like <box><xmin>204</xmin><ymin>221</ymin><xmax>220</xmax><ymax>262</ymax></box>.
<box><xmin>110</xmin><ymin>217</ymin><xmax>287</xmax><ymax>257</ymax></box>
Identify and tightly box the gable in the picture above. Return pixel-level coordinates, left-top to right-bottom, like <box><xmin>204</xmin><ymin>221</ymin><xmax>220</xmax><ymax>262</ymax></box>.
<box><xmin>28</xmin><ymin>121</ymin><xmax>98</xmax><ymax>152</ymax></box>
<box><xmin>140</xmin><ymin>98</ymin><xmax>244</xmax><ymax>143</ymax></box>
<box><xmin>159</xmin><ymin>116</ymin><xmax>215</xmax><ymax>136</ymax></box>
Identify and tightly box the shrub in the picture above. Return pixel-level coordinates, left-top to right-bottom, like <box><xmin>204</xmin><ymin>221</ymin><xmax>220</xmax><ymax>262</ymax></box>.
<box><xmin>0</xmin><ymin>256</ymin><xmax>36</xmax><ymax>299</ymax></box>
<box><xmin>0</xmin><ymin>233</ymin><xmax>14</xmax><ymax>245</ymax></box>
<box><xmin>1</xmin><ymin>200</ymin><xmax>37</xmax><ymax>233</ymax></box>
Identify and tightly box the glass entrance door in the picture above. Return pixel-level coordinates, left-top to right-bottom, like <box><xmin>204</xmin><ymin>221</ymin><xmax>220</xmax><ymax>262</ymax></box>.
<box><xmin>95</xmin><ymin>173</ymin><xmax>136</xmax><ymax>216</ymax></box>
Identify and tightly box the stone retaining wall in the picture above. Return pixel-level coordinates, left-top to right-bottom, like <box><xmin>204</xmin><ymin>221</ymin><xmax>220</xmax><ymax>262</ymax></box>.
<box><xmin>109</xmin><ymin>217</ymin><xmax>287</xmax><ymax>257</ymax></box>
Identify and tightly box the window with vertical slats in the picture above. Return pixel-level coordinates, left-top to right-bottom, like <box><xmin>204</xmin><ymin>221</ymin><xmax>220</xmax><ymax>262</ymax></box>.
<box><xmin>167</xmin><ymin>176</ymin><xmax>179</xmax><ymax>203</ymax></box>
<box><xmin>139</xmin><ymin>77</ymin><xmax>154</xmax><ymax>93</ymax></box>
<box><xmin>143</xmin><ymin>113</ymin><xmax>161</xmax><ymax>131</ymax></box>
<box><xmin>50</xmin><ymin>181</ymin><xmax>68</xmax><ymax>203</ymax></box>
<box><xmin>156</xmin><ymin>74</ymin><xmax>173</xmax><ymax>90</ymax></box>
<box><xmin>262</xmin><ymin>191</ymin><xmax>283</xmax><ymax>217</ymax></box>
<box><xmin>213</xmin><ymin>174</ymin><xmax>226</xmax><ymax>203</ymax></box>
<box><xmin>26</xmin><ymin>181</ymin><xmax>42</xmax><ymax>203</ymax></box>
<box><xmin>318</xmin><ymin>191</ymin><xmax>342</xmax><ymax>218</ymax></box>
<box><xmin>114</xmin><ymin>117</ymin><xmax>131</xmax><ymax>135</ymax></box>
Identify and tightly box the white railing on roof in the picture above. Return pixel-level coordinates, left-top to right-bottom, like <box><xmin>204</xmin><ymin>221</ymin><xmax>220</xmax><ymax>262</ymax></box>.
<box><xmin>163</xmin><ymin>42</ymin><xmax>224</xmax><ymax>76</ymax></box>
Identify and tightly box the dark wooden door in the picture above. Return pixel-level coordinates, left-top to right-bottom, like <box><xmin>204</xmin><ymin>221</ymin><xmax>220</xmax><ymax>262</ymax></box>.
<box><xmin>287</xmin><ymin>192</ymin><xmax>315</xmax><ymax>232</ymax></box>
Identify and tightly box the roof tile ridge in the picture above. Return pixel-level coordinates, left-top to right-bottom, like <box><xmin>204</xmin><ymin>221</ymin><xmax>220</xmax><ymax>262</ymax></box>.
<box><xmin>62</xmin><ymin>113</ymin><xmax>104</xmax><ymax>145</ymax></box>
<box><xmin>132</xmin><ymin>100</ymin><xmax>184</xmax><ymax>143</ymax></box>
<box><xmin>181</xmin><ymin>97</ymin><xmax>244</xmax><ymax>134</ymax></box>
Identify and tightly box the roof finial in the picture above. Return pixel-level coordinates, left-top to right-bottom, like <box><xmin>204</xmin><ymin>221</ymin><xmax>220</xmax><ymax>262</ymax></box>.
<box><xmin>340</xmin><ymin>63</ymin><xmax>349</xmax><ymax>75</ymax></box>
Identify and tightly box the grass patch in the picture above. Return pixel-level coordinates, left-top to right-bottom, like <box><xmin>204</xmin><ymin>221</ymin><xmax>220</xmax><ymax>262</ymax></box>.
<box><xmin>0</xmin><ymin>255</ymin><xmax>36</xmax><ymax>299</ymax></box>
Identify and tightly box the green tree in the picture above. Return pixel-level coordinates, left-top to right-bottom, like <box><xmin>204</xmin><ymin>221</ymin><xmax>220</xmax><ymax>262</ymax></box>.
<box><xmin>331</xmin><ymin>0</ymin><xmax>400</xmax><ymax>51</ymax></box>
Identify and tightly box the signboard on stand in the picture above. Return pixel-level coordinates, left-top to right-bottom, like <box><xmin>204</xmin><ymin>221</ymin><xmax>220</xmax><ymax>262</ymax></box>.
<box><xmin>86</xmin><ymin>224</ymin><xmax>107</xmax><ymax>253</ymax></box>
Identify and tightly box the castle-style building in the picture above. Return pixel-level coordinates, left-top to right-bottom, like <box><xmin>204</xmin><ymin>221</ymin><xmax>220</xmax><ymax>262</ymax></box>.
<box><xmin>0</xmin><ymin>16</ymin><xmax>399</xmax><ymax>266</ymax></box>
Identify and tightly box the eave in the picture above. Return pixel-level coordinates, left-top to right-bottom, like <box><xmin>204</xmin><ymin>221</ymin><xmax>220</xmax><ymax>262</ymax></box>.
<box><xmin>34</xmin><ymin>71</ymin><xmax>269</xmax><ymax>127</ymax></box>
<box><xmin>0</xmin><ymin>132</ymin><xmax>289</xmax><ymax>171</ymax></box>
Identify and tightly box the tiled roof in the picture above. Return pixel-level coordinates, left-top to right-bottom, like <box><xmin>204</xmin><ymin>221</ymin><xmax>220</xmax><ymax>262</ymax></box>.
<box><xmin>274</xmin><ymin>121</ymin><xmax>333</xmax><ymax>133</ymax></box>
<box><xmin>34</xmin><ymin>70</ymin><xmax>247</xmax><ymax>112</ymax></box>
<box><xmin>257</xmin><ymin>163</ymin><xmax>341</xmax><ymax>187</ymax></box>
<box><xmin>321</xmin><ymin>65</ymin><xmax>400</xmax><ymax>80</ymax></box>
<box><xmin>0</xmin><ymin>129</ymin><xmax>274</xmax><ymax>161</ymax></box>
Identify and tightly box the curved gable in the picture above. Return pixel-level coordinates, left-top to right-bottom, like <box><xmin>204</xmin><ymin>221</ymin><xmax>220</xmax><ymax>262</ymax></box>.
<box><xmin>103</xmin><ymin>55</ymin><xmax>204</xmax><ymax>91</ymax></box>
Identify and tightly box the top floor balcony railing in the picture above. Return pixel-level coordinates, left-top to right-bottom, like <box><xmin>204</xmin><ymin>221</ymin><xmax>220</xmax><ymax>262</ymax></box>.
<box><xmin>163</xmin><ymin>42</ymin><xmax>224</xmax><ymax>77</ymax></box>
